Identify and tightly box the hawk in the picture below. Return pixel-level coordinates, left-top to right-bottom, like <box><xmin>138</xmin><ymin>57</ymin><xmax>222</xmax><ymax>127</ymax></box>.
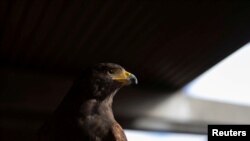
<box><xmin>38</xmin><ymin>63</ymin><xmax>138</xmax><ymax>141</ymax></box>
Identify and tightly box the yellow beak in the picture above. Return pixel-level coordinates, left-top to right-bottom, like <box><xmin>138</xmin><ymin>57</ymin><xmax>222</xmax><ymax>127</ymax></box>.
<box><xmin>112</xmin><ymin>70</ymin><xmax>138</xmax><ymax>85</ymax></box>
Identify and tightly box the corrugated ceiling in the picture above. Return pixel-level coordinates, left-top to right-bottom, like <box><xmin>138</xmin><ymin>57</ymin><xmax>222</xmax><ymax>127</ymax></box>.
<box><xmin>1</xmin><ymin>0</ymin><xmax>250</xmax><ymax>90</ymax></box>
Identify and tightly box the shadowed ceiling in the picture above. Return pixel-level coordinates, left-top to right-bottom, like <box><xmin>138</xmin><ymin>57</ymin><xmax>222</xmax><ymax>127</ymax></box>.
<box><xmin>1</xmin><ymin>0</ymin><xmax>250</xmax><ymax>89</ymax></box>
<box><xmin>1</xmin><ymin>0</ymin><xmax>250</xmax><ymax>140</ymax></box>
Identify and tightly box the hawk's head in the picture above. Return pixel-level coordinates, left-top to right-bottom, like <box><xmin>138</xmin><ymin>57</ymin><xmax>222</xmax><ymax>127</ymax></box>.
<box><xmin>91</xmin><ymin>63</ymin><xmax>138</xmax><ymax>86</ymax></box>
<box><xmin>78</xmin><ymin>63</ymin><xmax>137</xmax><ymax>99</ymax></box>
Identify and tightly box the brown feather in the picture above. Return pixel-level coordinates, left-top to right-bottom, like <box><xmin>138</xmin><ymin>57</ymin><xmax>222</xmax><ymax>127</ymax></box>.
<box><xmin>111</xmin><ymin>123</ymin><xmax>128</xmax><ymax>141</ymax></box>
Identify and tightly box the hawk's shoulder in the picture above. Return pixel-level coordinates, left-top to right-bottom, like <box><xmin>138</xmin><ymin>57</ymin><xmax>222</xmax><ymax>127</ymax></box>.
<box><xmin>110</xmin><ymin>122</ymin><xmax>127</xmax><ymax>141</ymax></box>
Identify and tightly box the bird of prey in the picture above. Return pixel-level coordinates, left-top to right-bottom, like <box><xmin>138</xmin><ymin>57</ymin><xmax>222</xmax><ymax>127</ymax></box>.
<box><xmin>38</xmin><ymin>63</ymin><xmax>138</xmax><ymax>141</ymax></box>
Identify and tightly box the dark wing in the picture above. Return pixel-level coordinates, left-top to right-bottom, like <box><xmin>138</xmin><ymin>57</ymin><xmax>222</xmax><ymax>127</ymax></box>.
<box><xmin>110</xmin><ymin>123</ymin><xmax>128</xmax><ymax>141</ymax></box>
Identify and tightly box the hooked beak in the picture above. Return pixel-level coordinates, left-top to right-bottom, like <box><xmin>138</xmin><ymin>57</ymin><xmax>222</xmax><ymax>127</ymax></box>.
<box><xmin>112</xmin><ymin>70</ymin><xmax>138</xmax><ymax>85</ymax></box>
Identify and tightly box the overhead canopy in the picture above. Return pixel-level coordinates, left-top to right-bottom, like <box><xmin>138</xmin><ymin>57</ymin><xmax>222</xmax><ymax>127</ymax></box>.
<box><xmin>1</xmin><ymin>1</ymin><xmax>250</xmax><ymax>90</ymax></box>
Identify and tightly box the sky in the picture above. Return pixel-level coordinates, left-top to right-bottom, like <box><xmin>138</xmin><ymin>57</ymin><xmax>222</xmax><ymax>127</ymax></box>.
<box><xmin>184</xmin><ymin>42</ymin><xmax>250</xmax><ymax>106</ymax></box>
<box><xmin>125</xmin><ymin>130</ymin><xmax>206</xmax><ymax>141</ymax></box>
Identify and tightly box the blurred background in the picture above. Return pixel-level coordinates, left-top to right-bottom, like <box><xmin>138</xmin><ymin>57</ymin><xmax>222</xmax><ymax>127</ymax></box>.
<box><xmin>1</xmin><ymin>0</ymin><xmax>250</xmax><ymax>140</ymax></box>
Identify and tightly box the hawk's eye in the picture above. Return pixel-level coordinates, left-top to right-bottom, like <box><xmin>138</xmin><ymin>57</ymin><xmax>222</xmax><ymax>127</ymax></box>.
<box><xmin>108</xmin><ymin>69</ymin><xmax>115</xmax><ymax>74</ymax></box>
